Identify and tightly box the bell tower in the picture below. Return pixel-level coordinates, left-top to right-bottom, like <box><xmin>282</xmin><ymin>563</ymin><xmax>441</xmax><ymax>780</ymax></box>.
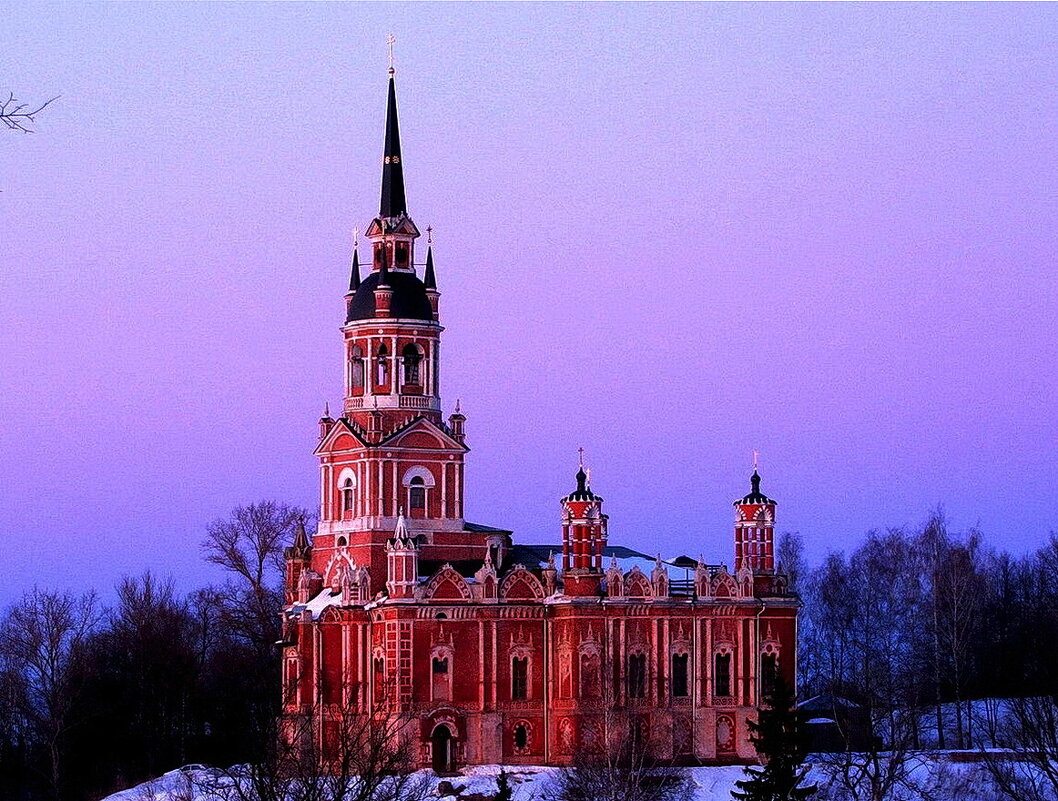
<box><xmin>341</xmin><ymin>66</ymin><xmax>442</xmax><ymax>433</ymax></box>
<box><xmin>309</xmin><ymin>61</ymin><xmax>475</xmax><ymax>595</ymax></box>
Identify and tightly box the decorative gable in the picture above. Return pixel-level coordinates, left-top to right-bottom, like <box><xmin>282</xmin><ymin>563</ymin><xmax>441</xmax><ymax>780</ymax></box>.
<box><xmin>380</xmin><ymin>417</ymin><xmax>467</xmax><ymax>452</ymax></box>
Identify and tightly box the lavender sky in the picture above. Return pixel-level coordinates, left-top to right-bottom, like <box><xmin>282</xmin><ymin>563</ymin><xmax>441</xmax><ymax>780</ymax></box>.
<box><xmin>2</xmin><ymin>3</ymin><xmax>1056</xmax><ymax>601</ymax></box>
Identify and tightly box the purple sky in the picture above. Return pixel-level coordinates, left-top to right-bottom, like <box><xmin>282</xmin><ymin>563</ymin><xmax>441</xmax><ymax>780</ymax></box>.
<box><xmin>3</xmin><ymin>3</ymin><xmax>1056</xmax><ymax>601</ymax></box>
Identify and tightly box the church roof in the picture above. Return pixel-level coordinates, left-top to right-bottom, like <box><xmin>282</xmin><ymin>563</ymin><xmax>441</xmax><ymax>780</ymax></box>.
<box><xmin>734</xmin><ymin>470</ymin><xmax>777</xmax><ymax>506</ymax></box>
<box><xmin>562</xmin><ymin>466</ymin><xmax>601</xmax><ymax>503</ymax></box>
<box><xmin>346</xmin><ymin>269</ymin><xmax>434</xmax><ymax>322</ymax></box>
<box><xmin>465</xmin><ymin>521</ymin><xmax>513</xmax><ymax>534</ymax></box>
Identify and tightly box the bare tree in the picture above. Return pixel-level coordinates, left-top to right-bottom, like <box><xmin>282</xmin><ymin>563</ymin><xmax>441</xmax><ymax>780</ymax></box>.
<box><xmin>549</xmin><ymin>723</ymin><xmax>690</xmax><ymax>801</ymax></box>
<box><xmin>0</xmin><ymin>589</ymin><xmax>100</xmax><ymax>800</ymax></box>
<box><xmin>778</xmin><ymin>532</ymin><xmax>807</xmax><ymax>597</ymax></box>
<box><xmin>194</xmin><ymin>697</ymin><xmax>429</xmax><ymax>801</ymax></box>
<box><xmin>202</xmin><ymin>501</ymin><xmax>310</xmax><ymax>652</ymax></box>
<box><xmin>547</xmin><ymin>676</ymin><xmax>690</xmax><ymax>801</ymax></box>
<box><xmin>982</xmin><ymin>695</ymin><xmax>1058</xmax><ymax>801</ymax></box>
<box><xmin>1</xmin><ymin>93</ymin><xmax>58</xmax><ymax>133</ymax></box>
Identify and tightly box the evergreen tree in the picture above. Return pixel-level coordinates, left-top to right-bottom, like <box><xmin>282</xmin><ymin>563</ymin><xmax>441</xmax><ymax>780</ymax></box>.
<box><xmin>732</xmin><ymin>672</ymin><xmax>816</xmax><ymax>801</ymax></box>
<box><xmin>495</xmin><ymin>767</ymin><xmax>513</xmax><ymax>801</ymax></box>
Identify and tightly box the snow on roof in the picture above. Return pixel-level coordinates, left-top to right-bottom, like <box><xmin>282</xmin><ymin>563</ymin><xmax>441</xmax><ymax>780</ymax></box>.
<box><xmin>290</xmin><ymin>588</ymin><xmax>342</xmax><ymax>620</ymax></box>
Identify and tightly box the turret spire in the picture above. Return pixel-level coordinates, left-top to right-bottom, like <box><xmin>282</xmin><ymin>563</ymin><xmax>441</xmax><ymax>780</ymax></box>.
<box><xmin>348</xmin><ymin>241</ymin><xmax>361</xmax><ymax>293</ymax></box>
<box><xmin>292</xmin><ymin>517</ymin><xmax>309</xmax><ymax>551</ymax></box>
<box><xmin>379</xmin><ymin>65</ymin><xmax>407</xmax><ymax>219</ymax></box>
<box><xmin>424</xmin><ymin>242</ymin><xmax>436</xmax><ymax>290</ymax></box>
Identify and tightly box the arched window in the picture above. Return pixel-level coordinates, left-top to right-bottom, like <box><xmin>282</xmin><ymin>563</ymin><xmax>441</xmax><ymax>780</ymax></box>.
<box><xmin>349</xmin><ymin>345</ymin><xmax>364</xmax><ymax>392</ymax></box>
<box><xmin>432</xmin><ymin>654</ymin><xmax>451</xmax><ymax>702</ymax></box>
<box><xmin>511</xmin><ymin>655</ymin><xmax>529</xmax><ymax>700</ymax></box>
<box><xmin>671</xmin><ymin>652</ymin><xmax>689</xmax><ymax>698</ymax></box>
<box><xmin>627</xmin><ymin>652</ymin><xmax>647</xmax><ymax>699</ymax></box>
<box><xmin>714</xmin><ymin>652</ymin><xmax>732</xmax><ymax>698</ymax></box>
<box><xmin>375</xmin><ymin>343</ymin><xmax>389</xmax><ymax>386</ymax></box>
<box><xmin>341</xmin><ymin>478</ymin><xmax>355</xmax><ymax>518</ymax></box>
<box><xmin>409</xmin><ymin>476</ymin><xmax>426</xmax><ymax>510</ymax></box>
<box><xmin>402</xmin><ymin>343</ymin><xmax>422</xmax><ymax>386</ymax></box>
<box><xmin>336</xmin><ymin>536</ymin><xmax>347</xmax><ymax>547</ymax></box>
<box><xmin>513</xmin><ymin>722</ymin><xmax>530</xmax><ymax>753</ymax></box>
<box><xmin>761</xmin><ymin>652</ymin><xmax>779</xmax><ymax>699</ymax></box>
<box><xmin>403</xmin><ymin>467</ymin><xmax>435</xmax><ymax>517</ymax></box>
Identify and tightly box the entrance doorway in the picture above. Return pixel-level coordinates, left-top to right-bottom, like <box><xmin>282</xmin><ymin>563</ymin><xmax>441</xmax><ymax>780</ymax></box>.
<box><xmin>431</xmin><ymin>724</ymin><xmax>455</xmax><ymax>773</ymax></box>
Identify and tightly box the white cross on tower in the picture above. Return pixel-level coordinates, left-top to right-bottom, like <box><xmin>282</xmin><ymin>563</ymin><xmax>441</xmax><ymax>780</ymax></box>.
<box><xmin>386</xmin><ymin>34</ymin><xmax>396</xmax><ymax>74</ymax></box>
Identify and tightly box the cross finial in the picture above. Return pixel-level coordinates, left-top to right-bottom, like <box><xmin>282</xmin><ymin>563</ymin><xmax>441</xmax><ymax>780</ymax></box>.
<box><xmin>752</xmin><ymin>449</ymin><xmax>760</xmax><ymax>472</ymax></box>
<box><xmin>578</xmin><ymin>447</ymin><xmax>585</xmax><ymax>468</ymax></box>
<box><xmin>353</xmin><ymin>226</ymin><xmax>359</xmax><ymax>248</ymax></box>
<box><xmin>427</xmin><ymin>225</ymin><xmax>433</xmax><ymax>245</ymax></box>
<box><xmin>386</xmin><ymin>34</ymin><xmax>396</xmax><ymax>74</ymax></box>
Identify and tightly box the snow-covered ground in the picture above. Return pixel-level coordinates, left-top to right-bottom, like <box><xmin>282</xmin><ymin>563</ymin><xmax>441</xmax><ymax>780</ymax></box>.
<box><xmin>102</xmin><ymin>763</ymin><xmax>747</xmax><ymax>801</ymax></box>
<box><xmin>101</xmin><ymin>756</ymin><xmax>1002</xmax><ymax>801</ymax></box>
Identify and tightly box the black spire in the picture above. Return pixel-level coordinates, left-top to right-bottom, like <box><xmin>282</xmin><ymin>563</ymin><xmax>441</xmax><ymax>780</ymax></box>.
<box><xmin>379</xmin><ymin>73</ymin><xmax>407</xmax><ymax>219</ymax></box>
<box><xmin>424</xmin><ymin>244</ymin><xmax>436</xmax><ymax>290</ymax></box>
<box><xmin>348</xmin><ymin>246</ymin><xmax>361</xmax><ymax>293</ymax></box>
<box><xmin>751</xmin><ymin>470</ymin><xmax>761</xmax><ymax>495</ymax></box>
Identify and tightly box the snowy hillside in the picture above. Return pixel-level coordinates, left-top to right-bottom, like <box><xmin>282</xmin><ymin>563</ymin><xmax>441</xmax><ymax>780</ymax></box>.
<box><xmin>102</xmin><ymin>757</ymin><xmax>1000</xmax><ymax>801</ymax></box>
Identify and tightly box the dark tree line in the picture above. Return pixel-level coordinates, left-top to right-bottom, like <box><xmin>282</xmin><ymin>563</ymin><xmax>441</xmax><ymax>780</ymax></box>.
<box><xmin>0</xmin><ymin>502</ymin><xmax>306</xmax><ymax>801</ymax></box>
<box><xmin>793</xmin><ymin>512</ymin><xmax>1058</xmax><ymax>800</ymax></box>
<box><xmin>797</xmin><ymin>511</ymin><xmax>1058</xmax><ymax>745</ymax></box>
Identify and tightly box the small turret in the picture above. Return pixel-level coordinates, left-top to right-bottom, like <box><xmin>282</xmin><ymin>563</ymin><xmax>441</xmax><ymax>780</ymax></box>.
<box><xmin>386</xmin><ymin>512</ymin><xmax>418</xmax><ymax>599</ymax></box>
<box><xmin>319</xmin><ymin>402</ymin><xmax>334</xmax><ymax>439</ymax></box>
<box><xmin>285</xmin><ymin>517</ymin><xmax>313</xmax><ymax>604</ymax></box>
<box><xmin>448</xmin><ymin>399</ymin><xmax>466</xmax><ymax>444</ymax></box>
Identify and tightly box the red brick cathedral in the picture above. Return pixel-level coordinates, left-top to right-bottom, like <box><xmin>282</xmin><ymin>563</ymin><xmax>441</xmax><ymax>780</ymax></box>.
<box><xmin>281</xmin><ymin>68</ymin><xmax>797</xmax><ymax>771</ymax></box>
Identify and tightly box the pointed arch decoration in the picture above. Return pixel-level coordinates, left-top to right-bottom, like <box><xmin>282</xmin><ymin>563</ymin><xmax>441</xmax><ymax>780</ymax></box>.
<box><xmin>625</xmin><ymin>566</ymin><xmax>652</xmax><ymax>598</ymax></box>
<box><xmin>499</xmin><ymin>566</ymin><xmax>545</xmax><ymax>601</ymax></box>
<box><xmin>423</xmin><ymin>565</ymin><xmax>472</xmax><ymax>601</ymax></box>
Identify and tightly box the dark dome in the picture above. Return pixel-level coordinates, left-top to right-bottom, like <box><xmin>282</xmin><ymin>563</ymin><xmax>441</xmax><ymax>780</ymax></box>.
<box><xmin>346</xmin><ymin>270</ymin><xmax>434</xmax><ymax>322</ymax></box>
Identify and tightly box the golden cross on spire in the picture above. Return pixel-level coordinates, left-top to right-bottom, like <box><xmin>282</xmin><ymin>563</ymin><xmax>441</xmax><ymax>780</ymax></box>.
<box><xmin>353</xmin><ymin>226</ymin><xmax>359</xmax><ymax>248</ymax></box>
<box><xmin>427</xmin><ymin>225</ymin><xmax>433</xmax><ymax>244</ymax></box>
<box><xmin>753</xmin><ymin>449</ymin><xmax>760</xmax><ymax>472</ymax></box>
<box><xmin>578</xmin><ymin>447</ymin><xmax>585</xmax><ymax>468</ymax></box>
<box><xmin>386</xmin><ymin>34</ymin><xmax>396</xmax><ymax>74</ymax></box>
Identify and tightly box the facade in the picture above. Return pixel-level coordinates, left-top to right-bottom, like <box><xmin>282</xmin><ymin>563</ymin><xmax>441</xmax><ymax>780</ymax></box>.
<box><xmin>281</xmin><ymin>68</ymin><xmax>798</xmax><ymax>771</ymax></box>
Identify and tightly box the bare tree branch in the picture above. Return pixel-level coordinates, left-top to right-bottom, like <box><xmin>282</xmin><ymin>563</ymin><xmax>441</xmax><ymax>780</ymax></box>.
<box><xmin>1</xmin><ymin>93</ymin><xmax>59</xmax><ymax>133</ymax></box>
